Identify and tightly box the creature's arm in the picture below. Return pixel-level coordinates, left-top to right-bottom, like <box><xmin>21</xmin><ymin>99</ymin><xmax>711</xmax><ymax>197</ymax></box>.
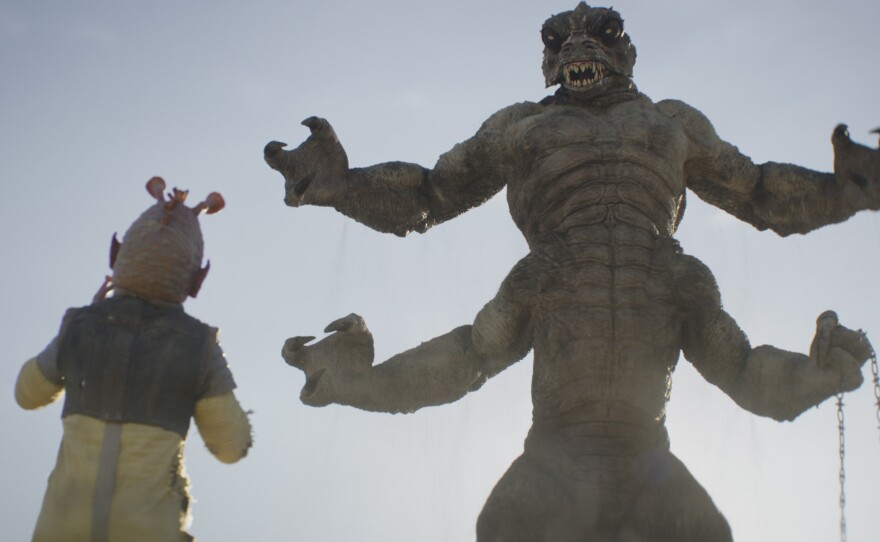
<box><xmin>659</xmin><ymin>99</ymin><xmax>879</xmax><ymax>236</ymax></box>
<box><xmin>15</xmin><ymin>358</ymin><xmax>64</xmax><ymax>409</ymax></box>
<box><xmin>264</xmin><ymin>103</ymin><xmax>542</xmax><ymax>236</ymax></box>
<box><xmin>675</xmin><ymin>253</ymin><xmax>872</xmax><ymax>421</ymax></box>
<box><xmin>193</xmin><ymin>391</ymin><xmax>252</xmax><ymax>464</ymax></box>
<box><xmin>282</xmin><ymin>255</ymin><xmax>538</xmax><ymax>413</ymax></box>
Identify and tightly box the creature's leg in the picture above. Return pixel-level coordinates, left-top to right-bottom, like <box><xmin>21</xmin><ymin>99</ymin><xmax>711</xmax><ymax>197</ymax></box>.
<box><xmin>619</xmin><ymin>448</ymin><xmax>733</xmax><ymax>542</ymax></box>
<box><xmin>476</xmin><ymin>453</ymin><xmax>583</xmax><ymax>542</ymax></box>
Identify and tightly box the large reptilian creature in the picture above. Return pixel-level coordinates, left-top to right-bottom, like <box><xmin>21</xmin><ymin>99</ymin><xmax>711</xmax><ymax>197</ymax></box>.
<box><xmin>264</xmin><ymin>3</ymin><xmax>879</xmax><ymax>540</ymax></box>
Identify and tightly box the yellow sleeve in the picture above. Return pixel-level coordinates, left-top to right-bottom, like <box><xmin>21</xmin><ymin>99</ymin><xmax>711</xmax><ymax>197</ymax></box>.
<box><xmin>193</xmin><ymin>391</ymin><xmax>252</xmax><ymax>464</ymax></box>
<box><xmin>15</xmin><ymin>358</ymin><xmax>64</xmax><ymax>410</ymax></box>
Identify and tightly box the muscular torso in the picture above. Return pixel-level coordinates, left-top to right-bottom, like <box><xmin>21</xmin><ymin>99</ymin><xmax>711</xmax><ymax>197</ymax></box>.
<box><xmin>503</xmin><ymin>96</ymin><xmax>691</xmax><ymax>435</ymax></box>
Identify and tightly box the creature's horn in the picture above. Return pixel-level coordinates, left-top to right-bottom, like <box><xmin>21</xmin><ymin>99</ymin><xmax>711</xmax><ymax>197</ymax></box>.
<box><xmin>189</xmin><ymin>260</ymin><xmax>210</xmax><ymax>298</ymax></box>
<box><xmin>192</xmin><ymin>192</ymin><xmax>225</xmax><ymax>215</ymax></box>
<box><xmin>146</xmin><ymin>176</ymin><xmax>167</xmax><ymax>201</ymax></box>
<box><xmin>109</xmin><ymin>233</ymin><xmax>121</xmax><ymax>269</ymax></box>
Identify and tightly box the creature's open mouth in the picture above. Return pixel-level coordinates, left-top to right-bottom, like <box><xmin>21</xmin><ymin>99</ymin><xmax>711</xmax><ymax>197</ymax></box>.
<box><xmin>563</xmin><ymin>61</ymin><xmax>606</xmax><ymax>88</ymax></box>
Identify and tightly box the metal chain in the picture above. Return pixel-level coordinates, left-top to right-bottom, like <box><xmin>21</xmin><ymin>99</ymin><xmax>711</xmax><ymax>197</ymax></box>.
<box><xmin>861</xmin><ymin>330</ymin><xmax>880</xmax><ymax>441</ymax></box>
<box><xmin>836</xmin><ymin>390</ymin><xmax>847</xmax><ymax>542</ymax></box>
<box><xmin>831</xmin><ymin>330</ymin><xmax>876</xmax><ymax>542</ymax></box>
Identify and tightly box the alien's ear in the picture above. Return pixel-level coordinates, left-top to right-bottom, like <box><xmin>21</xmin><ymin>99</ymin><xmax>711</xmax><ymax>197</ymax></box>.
<box><xmin>193</xmin><ymin>192</ymin><xmax>225</xmax><ymax>215</ymax></box>
<box><xmin>189</xmin><ymin>260</ymin><xmax>210</xmax><ymax>298</ymax></box>
<box><xmin>146</xmin><ymin>176</ymin><xmax>167</xmax><ymax>201</ymax></box>
<box><xmin>110</xmin><ymin>233</ymin><xmax>121</xmax><ymax>269</ymax></box>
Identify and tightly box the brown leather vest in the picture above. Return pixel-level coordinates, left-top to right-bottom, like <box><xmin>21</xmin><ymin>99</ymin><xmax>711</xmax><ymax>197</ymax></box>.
<box><xmin>58</xmin><ymin>296</ymin><xmax>210</xmax><ymax>437</ymax></box>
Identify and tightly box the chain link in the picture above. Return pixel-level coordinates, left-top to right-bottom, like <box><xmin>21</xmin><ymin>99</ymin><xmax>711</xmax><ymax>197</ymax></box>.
<box><xmin>836</xmin><ymin>390</ymin><xmax>847</xmax><ymax>542</ymax></box>
<box><xmin>860</xmin><ymin>330</ymin><xmax>880</xmax><ymax>441</ymax></box>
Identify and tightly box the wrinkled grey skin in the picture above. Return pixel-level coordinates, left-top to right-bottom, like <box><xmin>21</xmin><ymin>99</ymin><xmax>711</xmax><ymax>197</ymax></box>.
<box><xmin>265</xmin><ymin>3</ymin><xmax>878</xmax><ymax>541</ymax></box>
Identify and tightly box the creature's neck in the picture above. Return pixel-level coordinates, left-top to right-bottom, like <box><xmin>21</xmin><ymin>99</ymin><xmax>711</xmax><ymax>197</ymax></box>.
<box><xmin>542</xmin><ymin>79</ymin><xmax>641</xmax><ymax>108</ymax></box>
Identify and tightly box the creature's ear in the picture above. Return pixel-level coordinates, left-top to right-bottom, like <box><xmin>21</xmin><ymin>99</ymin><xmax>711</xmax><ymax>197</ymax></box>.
<box><xmin>192</xmin><ymin>192</ymin><xmax>225</xmax><ymax>215</ymax></box>
<box><xmin>110</xmin><ymin>233</ymin><xmax>121</xmax><ymax>269</ymax></box>
<box><xmin>189</xmin><ymin>260</ymin><xmax>210</xmax><ymax>298</ymax></box>
<box><xmin>146</xmin><ymin>176</ymin><xmax>167</xmax><ymax>201</ymax></box>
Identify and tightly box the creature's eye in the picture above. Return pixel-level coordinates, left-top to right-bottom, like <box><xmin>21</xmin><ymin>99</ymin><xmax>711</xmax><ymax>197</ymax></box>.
<box><xmin>600</xmin><ymin>19</ymin><xmax>623</xmax><ymax>43</ymax></box>
<box><xmin>541</xmin><ymin>28</ymin><xmax>563</xmax><ymax>53</ymax></box>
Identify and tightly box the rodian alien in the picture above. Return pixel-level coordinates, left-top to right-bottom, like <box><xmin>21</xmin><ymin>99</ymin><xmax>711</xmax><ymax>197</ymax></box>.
<box><xmin>264</xmin><ymin>3</ymin><xmax>878</xmax><ymax>541</ymax></box>
<box><xmin>15</xmin><ymin>178</ymin><xmax>252</xmax><ymax>542</ymax></box>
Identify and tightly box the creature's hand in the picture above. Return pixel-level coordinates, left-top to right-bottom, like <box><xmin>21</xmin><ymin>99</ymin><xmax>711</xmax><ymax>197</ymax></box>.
<box><xmin>264</xmin><ymin>117</ymin><xmax>349</xmax><ymax>208</ymax></box>
<box><xmin>281</xmin><ymin>313</ymin><xmax>374</xmax><ymax>406</ymax></box>
<box><xmin>832</xmin><ymin>124</ymin><xmax>880</xmax><ymax>211</ymax></box>
<box><xmin>808</xmin><ymin>310</ymin><xmax>873</xmax><ymax>393</ymax></box>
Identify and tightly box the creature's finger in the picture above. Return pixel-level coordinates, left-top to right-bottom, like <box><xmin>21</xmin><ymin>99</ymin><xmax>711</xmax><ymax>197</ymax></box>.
<box><xmin>832</xmin><ymin>124</ymin><xmax>851</xmax><ymax>144</ymax></box>
<box><xmin>302</xmin><ymin>116</ymin><xmax>328</xmax><ymax>134</ymax></box>
<box><xmin>832</xmin><ymin>328</ymin><xmax>874</xmax><ymax>363</ymax></box>
<box><xmin>282</xmin><ymin>336</ymin><xmax>316</xmax><ymax>367</ymax></box>
<box><xmin>293</xmin><ymin>171</ymin><xmax>315</xmax><ymax>197</ymax></box>
<box><xmin>264</xmin><ymin>141</ymin><xmax>288</xmax><ymax>158</ymax></box>
<box><xmin>301</xmin><ymin>368</ymin><xmax>327</xmax><ymax>404</ymax></box>
<box><xmin>324</xmin><ymin>313</ymin><xmax>366</xmax><ymax>334</ymax></box>
<box><xmin>811</xmin><ymin>311</ymin><xmax>838</xmax><ymax>367</ymax></box>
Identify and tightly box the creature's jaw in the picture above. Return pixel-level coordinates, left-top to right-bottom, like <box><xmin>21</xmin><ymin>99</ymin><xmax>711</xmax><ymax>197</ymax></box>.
<box><xmin>562</xmin><ymin>60</ymin><xmax>607</xmax><ymax>89</ymax></box>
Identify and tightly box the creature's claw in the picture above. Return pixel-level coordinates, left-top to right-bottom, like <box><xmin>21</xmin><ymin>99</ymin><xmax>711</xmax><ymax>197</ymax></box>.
<box><xmin>301</xmin><ymin>368</ymin><xmax>327</xmax><ymax>403</ymax></box>
<box><xmin>324</xmin><ymin>313</ymin><xmax>367</xmax><ymax>334</ymax></box>
<box><xmin>832</xmin><ymin>124</ymin><xmax>850</xmax><ymax>142</ymax></box>
<box><xmin>832</xmin><ymin>123</ymin><xmax>880</xmax><ymax>209</ymax></box>
<box><xmin>264</xmin><ymin>140</ymin><xmax>287</xmax><ymax>159</ymax></box>
<box><xmin>809</xmin><ymin>310</ymin><xmax>872</xmax><ymax>392</ymax></box>
<box><xmin>301</xmin><ymin>116</ymin><xmax>331</xmax><ymax>137</ymax></box>
<box><xmin>293</xmin><ymin>171</ymin><xmax>315</xmax><ymax>197</ymax></box>
<box><xmin>281</xmin><ymin>314</ymin><xmax>374</xmax><ymax>406</ymax></box>
<box><xmin>266</xmin><ymin>116</ymin><xmax>349</xmax><ymax>208</ymax></box>
<box><xmin>282</xmin><ymin>335</ymin><xmax>316</xmax><ymax>368</ymax></box>
<box><xmin>812</xmin><ymin>310</ymin><xmax>838</xmax><ymax>367</ymax></box>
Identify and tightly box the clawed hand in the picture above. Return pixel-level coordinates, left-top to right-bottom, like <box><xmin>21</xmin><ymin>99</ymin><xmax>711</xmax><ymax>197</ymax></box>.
<box><xmin>809</xmin><ymin>310</ymin><xmax>874</xmax><ymax>392</ymax></box>
<box><xmin>281</xmin><ymin>313</ymin><xmax>375</xmax><ymax>405</ymax></box>
<box><xmin>264</xmin><ymin>116</ymin><xmax>349</xmax><ymax>207</ymax></box>
<box><xmin>832</xmin><ymin>124</ymin><xmax>880</xmax><ymax>210</ymax></box>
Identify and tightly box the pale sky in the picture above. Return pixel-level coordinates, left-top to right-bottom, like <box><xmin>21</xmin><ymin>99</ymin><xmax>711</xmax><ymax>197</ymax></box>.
<box><xmin>1</xmin><ymin>1</ymin><xmax>879</xmax><ymax>541</ymax></box>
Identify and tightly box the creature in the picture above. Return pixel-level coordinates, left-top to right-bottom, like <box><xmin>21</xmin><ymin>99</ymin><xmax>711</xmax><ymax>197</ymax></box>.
<box><xmin>15</xmin><ymin>177</ymin><xmax>252</xmax><ymax>542</ymax></box>
<box><xmin>265</xmin><ymin>3</ymin><xmax>879</xmax><ymax>540</ymax></box>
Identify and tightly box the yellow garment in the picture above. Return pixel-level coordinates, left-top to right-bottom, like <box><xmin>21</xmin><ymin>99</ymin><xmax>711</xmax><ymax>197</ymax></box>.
<box><xmin>194</xmin><ymin>393</ymin><xmax>252</xmax><ymax>464</ymax></box>
<box><xmin>15</xmin><ymin>358</ymin><xmax>63</xmax><ymax>410</ymax></box>
<box><xmin>17</xmin><ymin>361</ymin><xmax>251</xmax><ymax>542</ymax></box>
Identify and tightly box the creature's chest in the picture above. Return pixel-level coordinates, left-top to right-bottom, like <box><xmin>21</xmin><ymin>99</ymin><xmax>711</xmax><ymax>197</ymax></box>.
<box><xmin>506</xmin><ymin>101</ymin><xmax>689</xmax><ymax>236</ymax></box>
<box><xmin>511</xmin><ymin>101</ymin><xmax>690</xmax><ymax>179</ymax></box>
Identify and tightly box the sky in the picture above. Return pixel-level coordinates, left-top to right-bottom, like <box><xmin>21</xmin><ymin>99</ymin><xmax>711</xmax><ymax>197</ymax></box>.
<box><xmin>1</xmin><ymin>0</ymin><xmax>878</xmax><ymax>541</ymax></box>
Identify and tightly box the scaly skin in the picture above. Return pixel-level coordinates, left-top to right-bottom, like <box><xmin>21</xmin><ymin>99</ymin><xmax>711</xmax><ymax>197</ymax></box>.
<box><xmin>266</xmin><ymin>3</ymin><xmax>878</xmax><ymax>540</ymax></box>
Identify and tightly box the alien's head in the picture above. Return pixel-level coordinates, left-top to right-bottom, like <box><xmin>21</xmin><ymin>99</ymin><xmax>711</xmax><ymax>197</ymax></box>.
<box><xmin>109</xmin><ymin>177</ymin><xmax>224</xmax><ymax>304</ymax></box>
<box><xmin>541</xmin><ymin>3</ymin><xmax>636</xmax><ymax>100</ymax></box>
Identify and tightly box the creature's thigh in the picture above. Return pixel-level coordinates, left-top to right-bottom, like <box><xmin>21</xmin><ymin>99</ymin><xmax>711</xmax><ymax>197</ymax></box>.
<box><xmin>476</xmin><ymin>453</ymin><xmax>590</xmax><ymax>542</ymax></box>
<box><xmin>620</xmin><ymin>448</ymin><xmax>732</xmax><ymax>542</ymax></box>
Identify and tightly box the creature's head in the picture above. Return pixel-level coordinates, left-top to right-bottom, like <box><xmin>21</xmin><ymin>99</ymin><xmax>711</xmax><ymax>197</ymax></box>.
<box><xmin>541</xmin><ymin>3</ymin><xmax>636</xmax><ymax>99</ymax></box>
<box><xmin>108</xmin><ymin>177</ymin><xmax>224</xmax><ymax>304</ymax></box>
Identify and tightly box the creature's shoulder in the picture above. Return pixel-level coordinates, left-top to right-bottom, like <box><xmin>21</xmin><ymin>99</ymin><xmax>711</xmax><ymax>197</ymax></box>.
<box><xmin>655</xmin><ymin>99</ymin><xmax>719</xmax><ymax>141</ymax></box>
<box><xmin>477</xmin><ymin>101</ymin><xmax>544</xmax><ymax>133</ymax></box>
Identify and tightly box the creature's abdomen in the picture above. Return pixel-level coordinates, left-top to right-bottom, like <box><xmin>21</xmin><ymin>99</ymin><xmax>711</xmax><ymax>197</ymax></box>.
<box><xmin>528</xmin><ymin>182</ymin><xmax>681</xmax><ymax>430</ymax></box>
